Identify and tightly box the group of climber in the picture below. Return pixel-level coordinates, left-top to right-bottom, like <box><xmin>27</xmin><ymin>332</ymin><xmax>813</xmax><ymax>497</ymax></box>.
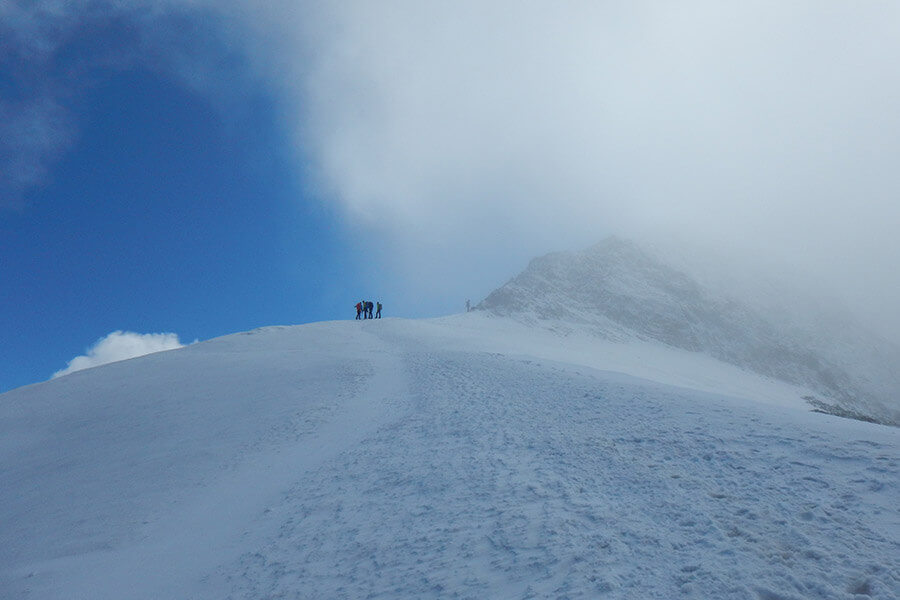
<box><xmin>355</xmin><ymin>300</ymin><xmax>382</xmax><ymax>320</ymax></box>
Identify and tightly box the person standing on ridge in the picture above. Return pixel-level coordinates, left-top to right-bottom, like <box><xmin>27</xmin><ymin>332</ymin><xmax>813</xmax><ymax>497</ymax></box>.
<box><xmin>355</xmin><ymin>301</ymin><xmax>363</xmax><ymax>320</ymax></box>
<box><xmin>376</xmin><ymin>301</ymin><xmax>382</xmax><ymax>318</ymax></box>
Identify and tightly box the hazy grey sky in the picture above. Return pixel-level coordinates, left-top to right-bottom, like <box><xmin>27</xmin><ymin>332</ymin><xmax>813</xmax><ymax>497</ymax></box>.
<box><xmin>7</xmin><ymin>1</ymin><xmax>900</xmax><ymax>338</ymax></box>
<box><xmin>240</xmin><ymin>1</ymin><xmax>900</xmax><ymax>337</ymax></box>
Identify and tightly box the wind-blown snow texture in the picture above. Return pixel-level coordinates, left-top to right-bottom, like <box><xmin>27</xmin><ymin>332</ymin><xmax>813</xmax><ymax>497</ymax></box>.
<box><xmin>479</xmin><ymin>237</ymin><xmax>900</xmax><ymax>426</ymax></box>
<box><xmin>1</xmin><ymin>316</ymin><xmax>898</xmax><ymax>599</ymax></box>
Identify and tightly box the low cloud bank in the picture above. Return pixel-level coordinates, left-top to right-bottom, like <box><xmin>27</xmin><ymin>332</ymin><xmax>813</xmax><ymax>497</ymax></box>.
<box><xmin>242</xmin><ymin>2</ymin><xmax>900</xmax><ymax>334</ymax></box>
<box><xmin>7</xmin><ymin>3</ymin><xmax>900</xmax><ymax>337</ymax></box>
<box><xmin>52</xmin><ymin>331</ymin><xmax>185</xmax><ymax>379</ymax></box>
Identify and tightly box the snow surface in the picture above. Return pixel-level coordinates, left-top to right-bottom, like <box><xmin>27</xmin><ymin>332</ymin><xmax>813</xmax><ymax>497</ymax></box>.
<box><xmin>479</xmin><ymin>237</ymin><xmax>900</xmax><ymax>426</ymax></box>
<box><xmin>2</xmin><ymin>314</ymin><xmax>898</xmax><ymax>599</ymax></box>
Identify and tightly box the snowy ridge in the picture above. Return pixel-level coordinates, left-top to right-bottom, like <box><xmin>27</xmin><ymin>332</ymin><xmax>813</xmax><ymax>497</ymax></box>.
<box><xmin>1</xmin><ymin>316</ymin><xmax>898</xmax><ymax>599</ymax></box>
<box><xmin>479</xmin><ymin>237</ymin><xmax>900</xmax><ymax>426</ymax></box>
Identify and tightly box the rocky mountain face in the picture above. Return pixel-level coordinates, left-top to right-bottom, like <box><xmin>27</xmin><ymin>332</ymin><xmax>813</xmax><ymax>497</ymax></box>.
<box><xmin>479</xmin><ymin>237</ymin><xmax>900</xmax><ymax>426</ymax></box>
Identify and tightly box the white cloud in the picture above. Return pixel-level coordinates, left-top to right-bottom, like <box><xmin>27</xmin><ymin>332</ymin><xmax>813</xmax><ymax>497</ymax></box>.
<box><xmin>245</xmin><ymin>1</ymin><xmax>900</xmax><ymax>335</ymax></box>
<box><xmin>52</xmin><ymin>331</ymin><xmax>185</xmax><ymax>378</ymax></box>
<box><xmin>7</xmin><ymin>2</ymin><xmax>900</xmax><ymax>337</ymax></box>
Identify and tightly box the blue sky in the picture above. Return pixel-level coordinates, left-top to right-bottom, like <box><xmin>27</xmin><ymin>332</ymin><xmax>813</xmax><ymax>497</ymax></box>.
<box><xmin>1</xmin><ymin>66</ymin><xmax>364</xmax><ymax>391</ymax></box>
<box><xmin>4</xmin><ymin>2</ymin><xmax>900</xmax><ymax>392</ymax></box>
<box><xmin>0</xmin><ymin>9</ymin><xmax>386</xmax><ymax>392</ymax></box>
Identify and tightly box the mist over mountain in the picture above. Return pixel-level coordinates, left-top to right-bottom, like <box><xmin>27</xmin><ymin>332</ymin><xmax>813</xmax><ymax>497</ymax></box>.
<box><xmin>479</xmin><ymin>237</ymin><xmax>900</xmax><ymax>426</ymax></box>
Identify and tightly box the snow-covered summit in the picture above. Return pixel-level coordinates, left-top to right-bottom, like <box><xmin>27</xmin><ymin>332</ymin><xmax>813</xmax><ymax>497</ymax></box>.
<box><xmin>479</xmin><ymin>237</ymin><xmax>900</xmax><ymax>426</ymax></box>
<box><xmin>2</xmin><ymin>314</ymin><xmax>899</xmax><ymax>599</ymax></box>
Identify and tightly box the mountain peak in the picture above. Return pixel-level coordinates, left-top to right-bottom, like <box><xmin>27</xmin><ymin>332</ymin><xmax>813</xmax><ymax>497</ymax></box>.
<box><xmin>480</xmin><ymin>236</ymin><xmax>705</xmax><ymax>342</ymax></box>
<box><xmin>479</xmin><ymin>237</ymin><xmax>900</xmax><ymax>426</ymax></box>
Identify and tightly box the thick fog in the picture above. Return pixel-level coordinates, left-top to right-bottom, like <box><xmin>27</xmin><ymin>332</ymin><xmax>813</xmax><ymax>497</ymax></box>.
<box><xmin>253</xmin><ymin>1</ymin><xmax>900</xmax><ymax>339</ymax></box>
<box><xmin>6</xmin><ymin>2</ymin><xmax>900</xmax><ymax>339</ymax></box>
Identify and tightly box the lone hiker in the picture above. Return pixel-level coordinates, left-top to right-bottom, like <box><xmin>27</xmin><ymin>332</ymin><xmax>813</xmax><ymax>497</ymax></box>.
<box><xmin>375</xmin><ymin>301</ymin><xmax>382</xmax><ymax>318</ymax></box>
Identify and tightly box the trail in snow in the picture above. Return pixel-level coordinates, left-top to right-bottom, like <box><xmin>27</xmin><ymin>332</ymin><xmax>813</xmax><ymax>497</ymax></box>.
<box><xmin>223</xmin><ymin>331</ymin><xmax>899</xmax><ymax>599</ymax></box>
<box><xmin>2</xmin><ymin>318</ymin><xmax>898</xmax><ymax>599</ymax></box>
<box><xmin>2</xmin><ymin>323</ymin><xmax>408</xmax><ymax>600</ymax></box>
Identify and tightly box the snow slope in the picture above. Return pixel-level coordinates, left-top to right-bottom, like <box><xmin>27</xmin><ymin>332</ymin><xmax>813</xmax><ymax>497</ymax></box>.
<box><xmin>479</xmin><ymin>237</ymin><xmax>900</xmax><ymax>426</ymax></box>
<box><xmin>2</xmin><ymin>315</ymin><xmax>898</xmax><ymax>599</ymax></box>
